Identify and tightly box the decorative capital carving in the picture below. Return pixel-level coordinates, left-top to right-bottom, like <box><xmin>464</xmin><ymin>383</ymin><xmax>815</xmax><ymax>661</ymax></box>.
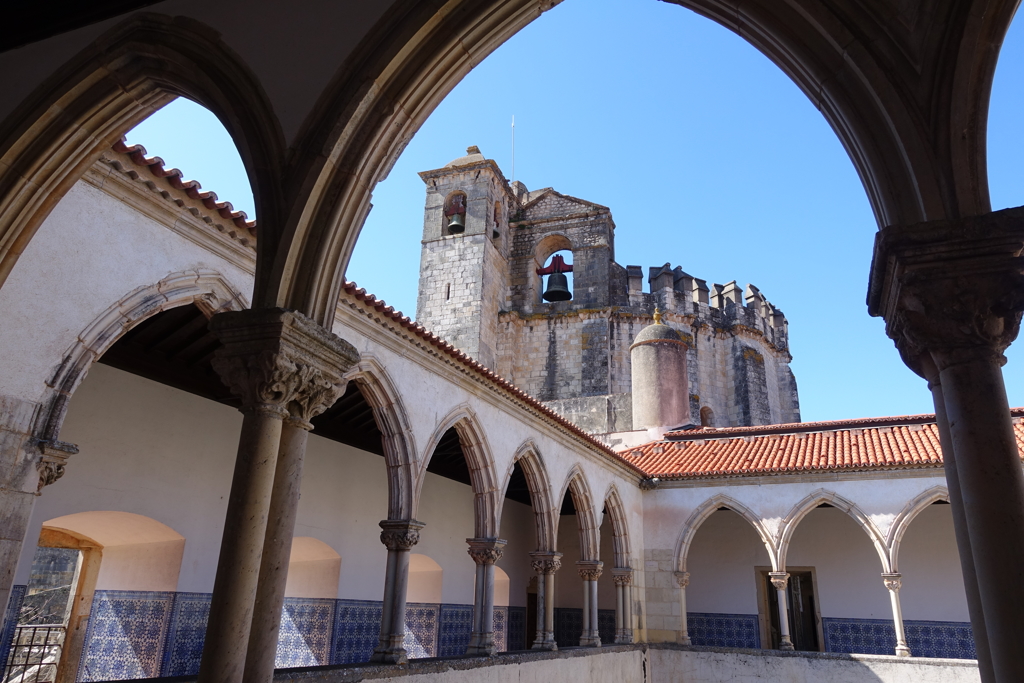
<box><xmin>467</xmin><ymin>538</ymin><xmax>506</xmax><ymax>565</ymax></box>
<box><xmin>611</xmin><ymin>568</ymin><xmax>633</xmax><ymax>587</ymax></box>
<box><xmin>867</xmin><ymin>209</ymin><xmax>1024</xmax><ymax>375</ymax></box>
<box><xmin>768</xmin><ymin>571</ymin><xmax>790</xmax><ymax>591</ymax></box>
<box><xmin>379</xmin><ymin>519</ymin><xmax>425</xmax><ymax>551</ymax></box>
<box><xmin>674</xmin><ymin>571</ymin><xmax>690</xmax><ymax>589</ymax></box>
<box><xmin>36</xmin><ymin>440</ymin><xmax>78</xmax><ymax>494</ymax></box>
<box><xmin>529</xmin><ymin>551</ymin><xmax>562</xmax><ymax>575</ymax></box>
<box><xmin>209</xmin><ymin>308</ymin><xmax>359</xmax><ymax>425</ymax></box>
<box><xmin>882</xmin><ymin>572</ymin><xmax>903</xmax><ymax>592</ymax></box>
<box><xmin>576</xmin><ymin>560</ymin><xmax>603</xmax><ymax>581</ymax></box>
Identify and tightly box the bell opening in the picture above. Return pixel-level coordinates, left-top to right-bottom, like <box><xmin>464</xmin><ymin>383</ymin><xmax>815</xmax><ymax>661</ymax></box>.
<box><xmin>447</xmin><ymin>213</ymin><xmax>466</xmax><ymax>234</ymax></box>
<box><xmin>540</xmin><ymin>250</ymin><xmax>573</xmax><ymax>302</ymax></box>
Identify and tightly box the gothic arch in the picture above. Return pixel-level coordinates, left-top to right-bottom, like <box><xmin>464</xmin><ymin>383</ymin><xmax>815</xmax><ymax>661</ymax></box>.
<box><xmin>555</xmin><ymin>465</ymin><xmax>600</xmax><ymax>561</ymax></box>
<box><xmin>417</xmin><ymin>405</ymin><xmax>500</xmax><ymax>538</ymax></box>
<box><xmin>675</xmin><ymin>494</ymin><xmax>779</xmax><ymax>572</ymax></box>
<box><xmin>887</xmin><ymin>485</ymin><xmax>950</xmax><ymax>573</ymax></box>
<box><xmin>777</xmin><ymin>489</ymin><xmax>891</xmax><ymax>573</ymax></box>
<box><xmin>36</xmin><ymin>269</ymin><xmax>248</xmax><ymax>448</ymax></box>
<box><xmin>602</xmin><ymin>483</ymin><xmax>633</xmax><ymax>569</ymax></box>
<box><xmin>0</xmin><ymin>13</ymin><xmax>285</xmax><ymax>294</ymax></box>
<box><xmin>496</xmin><ymin>440</ymin><xmax>557</xmax><ymax>552</ymax></box>
<box><xmin>342</xmin><ymin>356</ymin><xmax>418</xmax><ymax>522</ymax></box>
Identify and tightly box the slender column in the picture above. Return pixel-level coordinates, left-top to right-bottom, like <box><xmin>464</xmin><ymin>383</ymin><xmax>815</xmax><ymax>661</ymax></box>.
<box><xmin>466</xmin><ymin>538</ymin><xmax>506</xmax><ymax>655</ymax></box>
<box><xmin>529</xmin><ymin>552</ymin><xmax>561</xmax><ymax>650</ymax></box>
<box><xmin>674</xmin><ymin>571</ymin><xmax>691</xmax><ymax>645</ymax></box>
<box><xmin>769</xmin><ymin>572</ymin><xmax>794</xmax><ymax>650</ymax></box>
<box><xmin>928</xmin><ymin>376</ymin><xmax>994</xmax><ymax>680</ymax></box>
<box><xmin>882</xmin><ymin>573</ymin><xmax>911</xmax><ymax>656</ymax></box>
<box><xmin>867</xmin><ymin>210</ymin><xmax>1024</xmax><ymax>683</ymax></box>
<box><xmin>576</xmin><ymin>560</ymin><xmax>602</xmax><ymax>646</ymax></box>
<box><xmin>200</xmin><ymin>308</ymin><xmax>357</xmax><ymax>683</ymax></box>
<box><xmin>371</xmin><ymin>520</ymin><xmax>425</xmax><ymax>664</ymax></box>
<box><xmin>611</xmin><ymin>568</ymin><xmax>633</xmax><ymax>644</ymax></box>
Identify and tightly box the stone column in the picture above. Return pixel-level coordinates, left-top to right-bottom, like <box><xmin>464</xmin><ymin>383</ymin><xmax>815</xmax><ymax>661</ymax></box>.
<box><xmin>371</xmin><ymin>519</ymin><xmax>425</xmax><ymax>664</ymax></box>
<box><xmin>768</xmin><ymin>572</ymin><xmax>794</xmax><ymax>650</ymax></box>
<box><xmin>867</xmin><ymin>208</ymin><xmax>1024</xmax><ymax>683</ymax></box>
<box><xmin>674</xmin><ymin>571</ymin><xmax>691</xmax><ymax>645</ymax></box>
<box><xmin>882</xmin><ymin>573</ymin><xmax>911</xmax><ymax>656</ymax></box>
<box><xmin>466</xmin><ymin>538</ymin><xmax>506</xmax><ymax>656</ymax></box>
<box><xmin>611</xmin><ymin>568</ymin><xmax>633</xmax><ymax>644</ymax></box>
<box><xmin>529</xmin><ymin>552</ymin><xmax>560</xmax><ymax>650</ymax></box>
<box><xmin>199</xmin><ymin>308</ymin><xmax>357</xmax><ymax>683</ymax></box>
<box><xmin>577</xmin><ymin>560</ymin><xmax>602</xmax><ymax>646</ymax></box>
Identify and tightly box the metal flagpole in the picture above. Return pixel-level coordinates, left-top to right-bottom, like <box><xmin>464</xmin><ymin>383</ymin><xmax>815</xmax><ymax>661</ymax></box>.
<box><xmin>511</xmin><ymin>115</ymin><xmax>515</xmax><ymax>183</ymax></box>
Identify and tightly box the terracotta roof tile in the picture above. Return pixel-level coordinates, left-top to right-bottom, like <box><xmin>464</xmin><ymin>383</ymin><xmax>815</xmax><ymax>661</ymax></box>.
<box><xmin>624</xmin><ymin>411</ymin><xmax>1024</xmax><ymax>479</ymax></box>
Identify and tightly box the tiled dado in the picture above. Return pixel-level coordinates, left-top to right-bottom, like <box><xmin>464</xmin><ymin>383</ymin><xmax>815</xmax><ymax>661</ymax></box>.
<box><xmin>73</xmin><ymin>591</ymin><xmax>513</xmax><ymax>680</ymax></box>
<box><xmin>0</xmin><ymin>585</ymin><xmax>27</xmax><ymax>667</ymax></box>
<box><xmin>686</xmin><ymin>613</ymin><xmax>761</xmax><ymax>649</ymax></box>
<box><xmin>822</xmin><ymin>617</ymin><xmax>976</xmax><ymax>659</ymax></box>
<box><xmin>553</xmin><ymin>608</ymin><xmax>617</xmax><ymax>648</ymax></box>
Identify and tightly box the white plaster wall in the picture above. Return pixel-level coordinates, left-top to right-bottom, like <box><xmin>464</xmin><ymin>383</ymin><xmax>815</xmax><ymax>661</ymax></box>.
<box><xmin>0</xmin><ymin>181</ymin><xmax>253</xmax><ymax>404</ymax></box>
<box><xmin>787</xmin><ymin>508</ymin><xmax>890</xmax><ymax>619</ymax></box>
<box><xmin>898</xmin><ymin>504</ymin><xmax>969</xmax><ymax>622</ymax></box>
<box><xmin>285</xmin><ymin>560</ymin><xmax>341</xmax><ymax>600</ymax></box>
<box><xmin>598</xmin><ymin>514</ymin><xmax>616</xmax><ymax>611</ymax></box>
<box><xmin>497</xmin><ymin>498</ymin><xmax>535</xmax><ymax>608</ymax></box>
<box><xmin>416</xmin><ymin>473</ymin><xmax>477</xmax><ymax>605</ymax></box>
<box><xmin>408</xmin><ymin>555</ymin><xmax>444</xmax><ymax>604</ymax></box>
<box><xmin>95</xmin><ymin>541</ymin><xmax>185</xmax><ymax>592</ymax></box>
<box><xmin>555</xmin><ymin>513</ymin><xmax>583</xmax><ymax>609</ymax></box>
<box><xmin>686</xmin><ymin>510</ymin><xmax>770</xmax><ymax>614</ymax></box>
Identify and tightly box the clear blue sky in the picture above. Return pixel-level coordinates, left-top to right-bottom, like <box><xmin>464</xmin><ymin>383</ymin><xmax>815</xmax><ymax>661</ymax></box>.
<box><xmin>126</xmin><ymin>0</ymin><xmax>1023</xmax><ymax>422</ymax></box>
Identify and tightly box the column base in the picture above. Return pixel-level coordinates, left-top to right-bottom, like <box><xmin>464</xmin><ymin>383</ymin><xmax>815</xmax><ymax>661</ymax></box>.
<box><xmin>465</xmin><ymin>634</ymin><xmax>496</xmax><ymax>656</ymax></box>
<box><xmin>678</xmin><ymin>634</ymin><xmax>692</xmax><ymax>646</ymax></box>
<box><xmin>579</xmin><ymin>633</ymin><xmax>601</xmax><ymax>647</ymax></box>
<box><xmin>779</xmin><ymin>638</ymin><xmax>795</xmax><ymax>651</ymax></box>
<box><xmin>369</xmin><ymin>644</ymin><xmax>408</xmax><ymax>665</ymax></box>
<box><xmin>895</xmin><ymin>645</ymin><xmax>912</xmax><ymax>657</ymax></box>
<box><xmin>531</xmin><ymin>635</ymin><xmax>557</xmax><ymax>651</ymax></box>
<box><xmin>614</xmin><ymin>629</ymin><xmax>633</xmax><ymax>644</ymax></box>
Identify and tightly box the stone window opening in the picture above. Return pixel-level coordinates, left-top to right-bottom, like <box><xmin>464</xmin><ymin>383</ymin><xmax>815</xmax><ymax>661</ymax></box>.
<box><xmin>445</xmin><ymin>283</ymin><xmax>451</xmax><ymax>300</ymax></box>
<box><xmin>537</xmin><ymin>250</ymin><xmax>574</xmax><ymax>304</ymax></box>
<box><xmin>491</xmin><ymin>201</ymin><xmax>502</xmax><ymax>241</ymax></box>
<box><xmin>700</xmin><ymin>406</ymin><xmax>715</xmax><ymax>427</ymax></box>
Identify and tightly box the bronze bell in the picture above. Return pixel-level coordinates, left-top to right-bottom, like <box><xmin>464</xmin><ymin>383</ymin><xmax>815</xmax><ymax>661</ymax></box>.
<box><xmin>447</xmin><ymin>213</ymin><xmax>465</xmax><ymax>234</ymax></box>
<box><xmin>543</xmin><ymin>271</ymin><xmax>572</xmax><ymax>302</ymax></box>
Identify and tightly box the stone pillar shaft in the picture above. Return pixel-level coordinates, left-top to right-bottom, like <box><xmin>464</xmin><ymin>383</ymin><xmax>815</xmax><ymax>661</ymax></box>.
<box><xmin>882</xmin><ymin>573</ymin><xmax>911</xmax><ymax>657</ymax></box>
<box><xmin>466</xmin><ymin>538</ymin><xmax>505</xmax><ymax>656</ymax></box>
<box><xmin>372</xmin><ymin>520</ymin><xmax>425</xmax><ymax>664</ymax></box>
<box><xmin>577</xmin><ymin>560</ymin><xmax>602</xmax><ymax>646</ymax></box>
<box><xmin>529</xmin><ymin>552</ymin><xmax>560</xmax><ymax>650</ymax></box>
<box><xmin>769</xmin><ymin>572</ymin><xmax>794</xmax><ymax>651</ymax></box>
<box><xmin>612</xmin><ymin>568</ymin><xmax>633</xmax><ymax>644</ymax></box>
<box><xmin>674</xmin><ymin>571</ymin><xmax>691</xmax><ymax>645</ymax></box>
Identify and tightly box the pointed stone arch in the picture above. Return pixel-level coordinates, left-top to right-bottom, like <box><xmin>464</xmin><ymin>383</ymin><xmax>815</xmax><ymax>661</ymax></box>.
<box><xmin>675</xmin><ymin>494</ymin><xmax>779</xmax><ymax>573</ymax></box>
<box><xmin>555</xmin><ymin>465</ymin><xmax>600</xmax><ymax>561</ymax></box>
<box><xmin>496</xmin><ymin>440</ymin><xmax>557</xmax><ymax>552</ymax></box>
<box><xmin>36</xmin><ymin>269</ymin><xmax>248</xmax><ymax>448</ymax></box>
<box><xmin>342</xmin><ymin>356</ymin><xmax>418</xmax><ymax>522</ymax></box>
<box><xmin>602</xmin><ymin>483</ymin><xmax>632</xmax><ymax>569</ymax></box>
<box><xmin>417</xmin><ymin>405</ymin><xmax>500</xmax><ymax>538</ymax></box>
<box><xmin>0</xmin><ymin>13</ymin><xmax>285</xmax><ymax>294</ymax></box>
<box><xmin>887</xmin><ymin>485</ymin><xmax>950</xmax><ymax>573</ymax></box>
<box><xmin>777</xmin><ymin>489</ymin><xmax>891</xmax><ymax>573</ymax></box>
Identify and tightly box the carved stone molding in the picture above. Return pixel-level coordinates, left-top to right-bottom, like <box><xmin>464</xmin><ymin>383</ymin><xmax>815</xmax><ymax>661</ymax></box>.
<box><xmin>611</xmin><ymin>568</ymin><xmax>633</xmax><ymax>587</ymax></box>
<box><xmin>209</xmin><ymin>308</ymin><xmax>359</xmax><ymax>425</ymax></box>
<box><xmin>882</xmin><ymin>572</ymin><xmax>903</xmax><ymax>592</ymax></box>
<box><xmin>576</xmin><ymin>560</ymin><xmax>603</xmax><ymax>581</ymax></box>
<box><xmin>769</xmin><ymin>571</ymin><xmax>790</xmax><ymax>591</ymax></box>
<box><xmin>674</xmin><ymin>571</ymin><xmax>690</xmax><ymax>589</ymax></box>
<box><xmin>467</xmin><ymin>538</ymin><xmax>506</xmax><ymax>565</ymax></box>
<box><xmin>867</xmin><ymin>208</ymin><xmax>1024</xmax><ymax>375</ymax></box>
<box><xmin>529</xmin><ymin>551</ymin><xmax>562</xmax><ymax>575</ymax></box>
<box><xmin>36</xmin><ymin>440</ymin><xmax>78</xmax><ymax>494</ymax></box>
<box><xmin>379</xmin><ymin>519</ymin><xmax>425</xmax><ymax>551</ymax></box>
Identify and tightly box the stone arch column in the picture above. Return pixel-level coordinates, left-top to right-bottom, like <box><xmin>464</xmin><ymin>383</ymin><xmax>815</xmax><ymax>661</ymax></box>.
<box><xmin>603</xmin><ymin>485</ymin><xmax>634</xmax><ymax>644</ymax></box>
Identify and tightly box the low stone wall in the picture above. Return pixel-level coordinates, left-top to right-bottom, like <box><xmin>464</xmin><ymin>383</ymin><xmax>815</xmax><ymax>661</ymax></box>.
<box><xmin>649</xmin><ymin>644</ymin><xmax>981</xmax><ymax>683</ymax></box>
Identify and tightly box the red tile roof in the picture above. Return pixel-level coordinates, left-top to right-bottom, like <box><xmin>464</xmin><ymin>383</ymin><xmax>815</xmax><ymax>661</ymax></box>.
<box><xmin>622</xmin><ymin>410</ymin><xmax>1024</xmax><ymax>479</ymax></box>
<box><xmin>112</xmin><ymin>139</ymin><xmax>256</xmax><ymax>239</ymax></box>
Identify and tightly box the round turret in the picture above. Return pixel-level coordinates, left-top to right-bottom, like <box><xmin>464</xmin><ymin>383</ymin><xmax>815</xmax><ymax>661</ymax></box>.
<box><xmin>630</xmin><ymin>309</ymin><xmax>690</xmax><ymax>433</ymax></box>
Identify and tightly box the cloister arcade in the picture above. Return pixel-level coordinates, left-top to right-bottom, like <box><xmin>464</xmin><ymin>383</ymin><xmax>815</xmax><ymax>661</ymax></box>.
<box><xmin>0</xmin><ymin>0</ymin><xmax>1022</xmax><ymax>681</ymax></box>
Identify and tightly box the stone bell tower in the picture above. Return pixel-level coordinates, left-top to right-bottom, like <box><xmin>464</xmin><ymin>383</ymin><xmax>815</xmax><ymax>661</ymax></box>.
<box><xmin>415</xmin><ymin>146</ymin><xmax>514</xmax><ymax>369</ymax></box>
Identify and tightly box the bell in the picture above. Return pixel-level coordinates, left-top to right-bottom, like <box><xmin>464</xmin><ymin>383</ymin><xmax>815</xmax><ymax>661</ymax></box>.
<box><xmin>447</xmin><ymin>213</ymin><xmax>465</xmax><ymax>234</ymax></box>
<box><xmin>543</xmin><ymin>271</ymin><xmax>572</xmax><ymax>302</ymax></box>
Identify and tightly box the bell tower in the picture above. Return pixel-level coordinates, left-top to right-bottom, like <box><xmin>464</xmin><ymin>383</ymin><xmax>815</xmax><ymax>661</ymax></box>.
<box><xmin>415</xmin><ymin>147</ymin><xmax>513</xmax><ymax>369</ymax></box>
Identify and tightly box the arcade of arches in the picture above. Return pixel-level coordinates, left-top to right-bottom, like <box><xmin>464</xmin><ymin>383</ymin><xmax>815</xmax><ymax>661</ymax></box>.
<box><xmin>0</xmin><ymin>1</ymin><xmax>1022</xmax><ymax>683</ymax></box>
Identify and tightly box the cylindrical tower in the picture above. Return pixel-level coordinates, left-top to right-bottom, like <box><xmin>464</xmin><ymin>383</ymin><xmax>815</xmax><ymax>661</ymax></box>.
<box><xmin>630</xmin><ymin>309</ymin><xmax>690</xmax><ymax>432</ymax></box>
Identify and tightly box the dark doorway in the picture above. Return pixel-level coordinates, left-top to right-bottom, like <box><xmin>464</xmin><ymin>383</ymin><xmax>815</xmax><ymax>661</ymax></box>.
<box><xmin>763</xmin><ymin>569</ymin><xmax>820</xmax><ymax>651</ymax></box>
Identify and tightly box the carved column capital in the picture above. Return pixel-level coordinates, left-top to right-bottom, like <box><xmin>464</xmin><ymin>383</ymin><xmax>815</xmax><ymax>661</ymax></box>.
<box><xmin>882</xmin><ymin>572</ymin><xmax>903</xmax><ymax>592</ymax></box>
<box><xmin>611</xmin><ymin>568</ymin><xmax>633</xmax><ymax>587</ymax></box>
<box><xmin>466</xmin><ymin>538</ymin><xmax>506</xmax><ymax>565</ymax></box>
<box><xmin>529</xmin><ymin>551</ymin><xmax>562</xmax><ymax>575</ymax></box>
<box><xmin>674</xmin><ymin>571</ymin><xmax>690</xmax><ymax>589</ymax></box>
<box><xmin>209</xmin><ymin>308</ymin><xmax>359</xmax><ymax>425</ymax></box>
<box><xmin>576</xmin><ymin>560</ymin><xmax>603</xmax><ymax>581</ymax></box>
<box><xmin>768</xmin><ymin>571</ymin><xmax>790</xmax><ymax>591</ymax></box>
<box><xmin>379</xmin><ymin>519</ymin><xmax>425</xmax><ymax>551</ymax></box>
<box><xmin>35</xmin><ymin>440</ymin><xmax>78</xmax><ymax>494</ymax></box>
<box><xmin>867</xmin><ymin>209</ymin><xmax>1024</xmax><ymax>375</ymax></box>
